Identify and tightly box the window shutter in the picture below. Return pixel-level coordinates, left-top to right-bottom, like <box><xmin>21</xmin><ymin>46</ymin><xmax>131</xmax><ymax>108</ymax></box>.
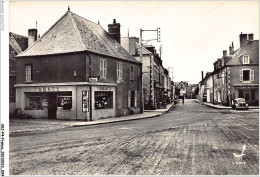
<box><xmin>128</xmin><ymin>91</ymin><xmax>131</xmax><ymax>108</ymax></box>
<box><xmin>250</xmin><ymin>70</ymin><xmax>254</xmax><ymax>81</ymax></box>
<box><xmin>104</xmin><ymin>59</ymin><xmax>107</xmax><ymax>78</ymax></box>
<box><xmin>100</xmin><ymin>59</ymin><xmax>102</xmax><ymax>77</ymax></box>
<box><xmin>120</xmin><ymin>63</ymin><xmax>123</xmax><ymax>79</ymax></box>
<box><xmin>134</xmin><ymin>91</ymin><xmax>137</xmax><ymax>107</ymax></box>
<box><xmin>240</xmin><ymin>70</ymin><xmax>243</xmax><ymax>81</ymax></box>
<box><xmin>117</xmin><ymin>63</ymin><xmax>119</xmax><ymax>79</ymax></box>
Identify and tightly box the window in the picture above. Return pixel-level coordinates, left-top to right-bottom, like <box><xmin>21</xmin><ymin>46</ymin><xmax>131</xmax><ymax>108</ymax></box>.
<box><xmin>243</xmin><ymin>55</ymin><xmax>250</xmax><ymax>64</ymax></box>
<box><xmin>240</xmin><ymin>69</ymin><xmax>254</xmax><ymax>82</ymax></box>
<box><xmin>25</xmin><ymin>64</ymin><xmax>32</xmax><ymax>81</ymax></box>
<box><xmin>95</xmin><ymin>91</ymin><xmax>113</xmax><ymax>109</ymax></box>
<box><xmin>26</xmin><ymin>96</ymin><xmax>41</xmax><ymax>110</ymax></box>
<box><xmin>100</xmin><ymin>58</ymin><xmax>107</xmax><ymax>78</ymax></box>
<box><xmin>58</xmin><ymin>96</ymin><xmax>72</xmax><ymax>110</ymax></box>
<box><xmin>117</xmin><ymin>62</ymin><xmax>123</xmax><ymax>80</ymax></box>
<box><xmin>128</xmin><ymin>90</ymin><xmax>137</xmax><ymax>108</ymax></box>
<box><xmin>130</xmin><ymin>65</ymin><xmax>134</xmax><ymax>80</ymax></box>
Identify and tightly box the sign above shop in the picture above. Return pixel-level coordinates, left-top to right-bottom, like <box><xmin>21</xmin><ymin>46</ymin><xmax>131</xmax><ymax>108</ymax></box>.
<box><xmin>89</xmin><ymin>78</ymin><xmax>98</xmax><ymax>82</ymax></box>
<box><xmin>98</xmin><ymin>86</ymin><xmax>112</xmax><ymax>91</ymax></box>
<box><xmin>37</xmin><ymin>87</ymin><xmax>59</xmax><ymax>92</ymax></box>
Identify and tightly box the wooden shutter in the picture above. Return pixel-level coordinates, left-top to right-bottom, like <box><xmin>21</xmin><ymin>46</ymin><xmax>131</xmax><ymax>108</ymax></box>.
<box><xmin>250</xmin><ymin>70</ymin><xmax>254</xmax><ymax>81</ymax></box>
<box><xmin>134</xmin><ymin>91</ymin><xmax>137</xmax><ymax>107</ymax></box>
<box><xmin>240</xmin><ymin>70</ymin><xmax>243</xmax><ymax>81</ymax></box>
<box><xmin>128</xmin><ymin>91</ymin><xmax>131</xmax><ymax>108</ymax></box>
<box><xmin>104</xmin><ymin>59</ymin><xmax>107</xmax><ymax>78</ymax></box>
<box><xmin>100</xmin><ymin>59</ymin><xmax>102</xmax><ymax>77</ymax></box>
<box><xmin>120</xmin><ymin>63</ymin><xmax>123</xmax><ymax>79</ymax></box>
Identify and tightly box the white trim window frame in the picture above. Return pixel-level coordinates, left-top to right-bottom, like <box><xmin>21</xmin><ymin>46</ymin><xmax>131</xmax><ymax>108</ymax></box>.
<box><xmin>242</xmin><ymin>55</ymin><xmax>250</xmax><ymax>64</ymax></box>
<box><xmin>117</xmin><ymin>62</ymin><xmax>123</xmax><ymax>80</ymax></box>
<box><xmin>240</xmin><ymin>69</ymin><xmax>254</xmax><ymax>82</ymax></box>
<box><xmin>25</xmin><ymin>64</ymin><xmax>32</xmax><ymax>81</ymax></box>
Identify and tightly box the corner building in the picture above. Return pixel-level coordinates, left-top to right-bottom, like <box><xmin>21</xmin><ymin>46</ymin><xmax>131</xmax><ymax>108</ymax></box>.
<box><xmin>15</xmin><ymin>10</ymin><xmax>142</xmax><ymax>121</ymax></box>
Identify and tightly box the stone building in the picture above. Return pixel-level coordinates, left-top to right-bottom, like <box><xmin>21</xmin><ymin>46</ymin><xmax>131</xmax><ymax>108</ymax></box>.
<box><xmin>15</xmin><ymin>9</ymin><xmax>142</xmax><ymax>121</ymax></box>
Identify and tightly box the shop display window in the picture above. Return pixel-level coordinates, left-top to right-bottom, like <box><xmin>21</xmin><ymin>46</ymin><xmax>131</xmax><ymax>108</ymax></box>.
<box><xmin>95</xmin><ymin>91</ymin><xmax>113</xmax><ymax>109</ymax></box>
<box><xmin>57</xmin><ymin>96</ymin><xmax>72</xmax><ymax>110</ymax></box>
<box><xmin>28</xmin><ymin>96</ymin><xmax>41</xmax><ymax>110</ymax></box>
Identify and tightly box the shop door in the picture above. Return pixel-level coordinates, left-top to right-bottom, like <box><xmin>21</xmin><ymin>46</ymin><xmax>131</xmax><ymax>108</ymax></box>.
<box><xmin>48</xmin><ymin>93</ymin><xmax>57</xmax><ymax>119</ymax></box>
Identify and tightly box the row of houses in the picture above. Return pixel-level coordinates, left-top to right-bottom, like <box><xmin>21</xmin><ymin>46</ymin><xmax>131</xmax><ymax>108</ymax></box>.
<box><xmin>121</xmin><ymin>38</ymin><xmax>175</xmax><ymax>109</ymax></box>
<box><xmin>199</xmin><ymin>33</ymin><xmax>259</xmax><ymax>106</ymax></box>
<box><xmin>9</xmin><ymin>9</ymin><xmax>174</xmax><ymax>121</ymax></box>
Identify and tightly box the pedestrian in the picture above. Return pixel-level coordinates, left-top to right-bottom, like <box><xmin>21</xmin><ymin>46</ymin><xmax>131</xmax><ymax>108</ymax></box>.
<box><xmin>182</xmin><ymin>96</ymin><xmax>185</xmax><ymax>105</ymax></box>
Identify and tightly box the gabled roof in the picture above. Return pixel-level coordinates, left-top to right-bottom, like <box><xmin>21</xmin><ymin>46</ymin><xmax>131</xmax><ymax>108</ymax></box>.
<box><xmin>17</xmin><ymin>10</ymin><xmax>140</xmax><ymax>64</ymax></box>
<box><xmin>227</xmin><ymin>40</ymin><xmax>259</xmax><ymax>65</ymax></box>
<box><xmin>135</xmin><ymin>43</ymin><xmax>152</xmax><ymax>55</ymax></box>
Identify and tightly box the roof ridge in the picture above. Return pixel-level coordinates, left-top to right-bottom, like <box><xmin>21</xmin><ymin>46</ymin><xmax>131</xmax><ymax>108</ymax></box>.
<box><xmin>68</xmin><ymin>11</ymin><xmax>87</xmax><ymax>50</ymax></box>
<box><xmin>18</xmin><ymin>11</ymin><xmax>70</xmax><ymax>57</ymax></box>
<box><xmin>69</xmin><ymin>11</ymin><xmax>100</xmax><ymax>27</ymax></box>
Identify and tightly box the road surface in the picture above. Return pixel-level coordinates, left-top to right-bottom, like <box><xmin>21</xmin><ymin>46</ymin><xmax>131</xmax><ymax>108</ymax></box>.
<box><xmin>10</xmin><ymin>99</ymin><xmax>259</xmax><ymax>175</ymax></box>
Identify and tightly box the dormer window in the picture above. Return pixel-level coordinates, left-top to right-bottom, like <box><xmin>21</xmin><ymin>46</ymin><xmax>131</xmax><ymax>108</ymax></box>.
<box><xmin>243</xmin><ymin>55</ymin><xmax>250</xmax><ymax>64</ymax></box>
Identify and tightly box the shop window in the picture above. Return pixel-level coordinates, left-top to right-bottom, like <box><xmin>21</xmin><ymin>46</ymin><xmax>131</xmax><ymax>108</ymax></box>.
<box><xmin>245</xmin><ymin>90</ymin><xmax>250</xmax><ymax>101</ymax></box>
<box><xmin>28</xmin><ymin>96</ymin><xmax>41</xmax><ymax>110</ymax></box>
<box><xmin>95</xmin><ymin>91</ymin><xmax>113</xmax><ymax>109</ymax></box>
<box><xmin>239</xmin><ymin>90</ymin><xmax>244</xmax><ymax>98</ymax></box>
<box><xmin>251</xmin><ymin>89</ymin><xmax>255</xmax><ymax>101</ymax></box>
<box><xmin>57</xmin><ymin>96</ymin><xmax>72</xmax><ymax>110</ymax></box>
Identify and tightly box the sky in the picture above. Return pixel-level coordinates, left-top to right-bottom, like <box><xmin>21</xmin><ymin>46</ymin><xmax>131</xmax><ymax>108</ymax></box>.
<box><xmin>9</xmin><ymin>1</ymin><xmax>259</xmax><ymax>84</ymax></box>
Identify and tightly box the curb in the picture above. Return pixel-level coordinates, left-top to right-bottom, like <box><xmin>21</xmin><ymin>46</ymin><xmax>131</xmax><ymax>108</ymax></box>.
<box><xmin>10</xmin><ymin>104</ymin><xmax>175</xmax><ymax>136</ymax></box>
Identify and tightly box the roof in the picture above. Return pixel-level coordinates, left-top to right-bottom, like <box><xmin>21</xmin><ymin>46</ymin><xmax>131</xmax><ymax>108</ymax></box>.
<box><xmin>9</xmin><ymin>32</ymin><xmax>28</xmax><ymax>54</ymax></box>
<box><xmin>9</xmin><ymin>32</ymin><xmax>28</xmax><ymax>76</ymax></box>
<box><xmin>227</xmin><ymin>40</ymin><xmax>259</xmax><ymax>65</ymax></box>
<box><xmin>17</xmin><ymin>10</ymin><xmax>140</xmax><ymax>64</ymax></box>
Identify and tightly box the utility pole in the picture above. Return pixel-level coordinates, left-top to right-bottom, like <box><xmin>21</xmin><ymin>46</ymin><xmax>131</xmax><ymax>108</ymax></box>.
<box><xmin>140</xmin><ymin>27</ymin><xmax>161</xmax><ymax>112</ymax></box>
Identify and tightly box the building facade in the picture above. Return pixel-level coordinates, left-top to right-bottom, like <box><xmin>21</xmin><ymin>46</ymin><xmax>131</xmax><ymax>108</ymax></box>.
<box><xmin>15</xmin><ymin>10</ymin><xmax>142</xmax><ymax>121</ymax></box>
<box><xmin>9</xmin><ymin>32</ymin><xmax>28</xmax><ymax>116</ymax></box>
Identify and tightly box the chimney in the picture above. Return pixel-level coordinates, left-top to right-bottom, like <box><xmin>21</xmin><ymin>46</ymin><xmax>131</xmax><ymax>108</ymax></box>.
<box><xmin>201</xmin><ymin>71</ymin><xmax>204</xmax><ymax>80</ymax></box>
<box><xmin>108</xmin><ymin>19</ymin><xmax>121</xmax><ymax>44</ymax></box>
<box><xmin>229</xmin><ymin>42</ymin><xmax>234</xmax><ymax>55</ymax></box>
<box><xmin>248</xmin><ymin>33</ymin><xmax>254</xmax><ymax>41</ymax></box>
<box><xmin>223</xmin><ymin>50</ymin><xmax>227</xmax><ymax>57</ymax></box>
<box><xmin>239</xmin><ymin>32</ymin><xmax>248</xmax><ymax>47</ymax></box>
<box><xmin>28</xmin><ymin>29</ymin><xmax>38</xmax><ymax>47</ymax></box>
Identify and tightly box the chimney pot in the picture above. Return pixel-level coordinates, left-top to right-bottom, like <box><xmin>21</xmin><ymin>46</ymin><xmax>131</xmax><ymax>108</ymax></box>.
<box><xmin>28</xmin><ymin>28</ymin><xmax>38</xmax><ymax>47</ymax></box>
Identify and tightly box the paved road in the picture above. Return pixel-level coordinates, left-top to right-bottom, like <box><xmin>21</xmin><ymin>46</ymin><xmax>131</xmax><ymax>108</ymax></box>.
<box><xmin>10</xmin><ymin>100</ymin><xmax>220</xmax><ymax>151</ymax></box>
<box><xmin>10</xmin><ymin>99</ymin><xmax>259</xmax><ymax>175</ymax></box>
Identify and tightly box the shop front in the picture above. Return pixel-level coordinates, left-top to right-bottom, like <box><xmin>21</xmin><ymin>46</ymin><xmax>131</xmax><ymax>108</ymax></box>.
<box><xmin>233</xmin><ymin>84</ymin><xmax>259</xmax><ymax>106</ymax></box>
<box><xmin>15</xmin><ymin>82</ymin><xmax>116</xmax><ymax>120</ymax></box>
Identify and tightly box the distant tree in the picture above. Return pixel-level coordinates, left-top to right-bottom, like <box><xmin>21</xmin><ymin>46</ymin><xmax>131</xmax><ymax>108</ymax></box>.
<box><xmin>194</xmin><ymin>86</ymin><xmax>199</xmax><ymax>96</ymax></box>
<box><xmin>175</xmin><ymin>87</ymin><xmax>180</xmax><ymax>96</ymax></box>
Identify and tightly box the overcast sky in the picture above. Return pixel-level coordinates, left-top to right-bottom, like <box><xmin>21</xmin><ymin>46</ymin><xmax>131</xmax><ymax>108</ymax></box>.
<box><xmin>10</xmin><ymin>1</ymin><xmax>259</xmax><ymax>84</ymax></box>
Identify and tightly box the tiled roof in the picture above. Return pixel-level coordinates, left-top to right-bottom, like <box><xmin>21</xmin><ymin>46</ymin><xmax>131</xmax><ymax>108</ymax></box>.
<box><xmin>227</xmin><ymin>40</ymin><xmax>259</xmax><ymax>65</ymax></box>
<box><xmin>17</xmin><ymin>11</ymin><xmax>140</xmax><ymax>64</ymax></box>
<box><xmin>9</xmin><ymin>32</ymin><xmax>28</xmax><ymax>76</ymax></box>
<box><xmin>135</xmin><ymin>43</ymin><xmax>152</xmax><ymax>55</ymax></box>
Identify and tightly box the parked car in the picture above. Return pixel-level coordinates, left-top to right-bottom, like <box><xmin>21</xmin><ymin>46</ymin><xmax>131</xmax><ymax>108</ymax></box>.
<box><xmin>231</xmin><ymin>98</ymin><xmax>249</xmax><ymax>110</ymax></box>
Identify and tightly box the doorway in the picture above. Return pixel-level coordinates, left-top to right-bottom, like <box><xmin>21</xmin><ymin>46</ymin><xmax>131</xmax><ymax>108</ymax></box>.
<box><xmin>48</xmin><ymin>93</ymin><xmax>57</xmax><ymax>119</ymax></box>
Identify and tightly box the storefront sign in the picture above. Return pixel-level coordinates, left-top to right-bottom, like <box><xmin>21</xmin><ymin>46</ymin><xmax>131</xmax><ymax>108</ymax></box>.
<box><xmin>89</xmin><ymin>78</ymin><xmax>98</xmax><ymax>82</ymax></box>
<box><xmin>98</xmin><ymin>86</ymin><xmax>112</xmax><ymax>91</ymax></box>
<box><xmin>37</xmin><ymin>87</ymin><xmax>59</xmax><ymax>92</ymax></box>
<box><xmin>82</xmin><ymin>91</ymin><xmax>89</xmax><ymax>112</ymax></box>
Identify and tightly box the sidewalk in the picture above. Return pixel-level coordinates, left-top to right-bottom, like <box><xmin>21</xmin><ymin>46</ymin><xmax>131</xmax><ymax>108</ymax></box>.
<box><xmin>10</xmin><ymin>102</ymin><xmax>175</xmax><ymax>135</ymax></box>
<box><xmin>195</xmin><ymin>99</ymin><xmax>259</xmax><ymax>110</ymax></box>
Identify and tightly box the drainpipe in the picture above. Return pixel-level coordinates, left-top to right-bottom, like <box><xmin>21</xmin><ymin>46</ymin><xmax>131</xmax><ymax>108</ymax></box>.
<box><xmin>86</xmin><ymin>53</ymin><xmax>93</xmax><ymax>121</ymax></box>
